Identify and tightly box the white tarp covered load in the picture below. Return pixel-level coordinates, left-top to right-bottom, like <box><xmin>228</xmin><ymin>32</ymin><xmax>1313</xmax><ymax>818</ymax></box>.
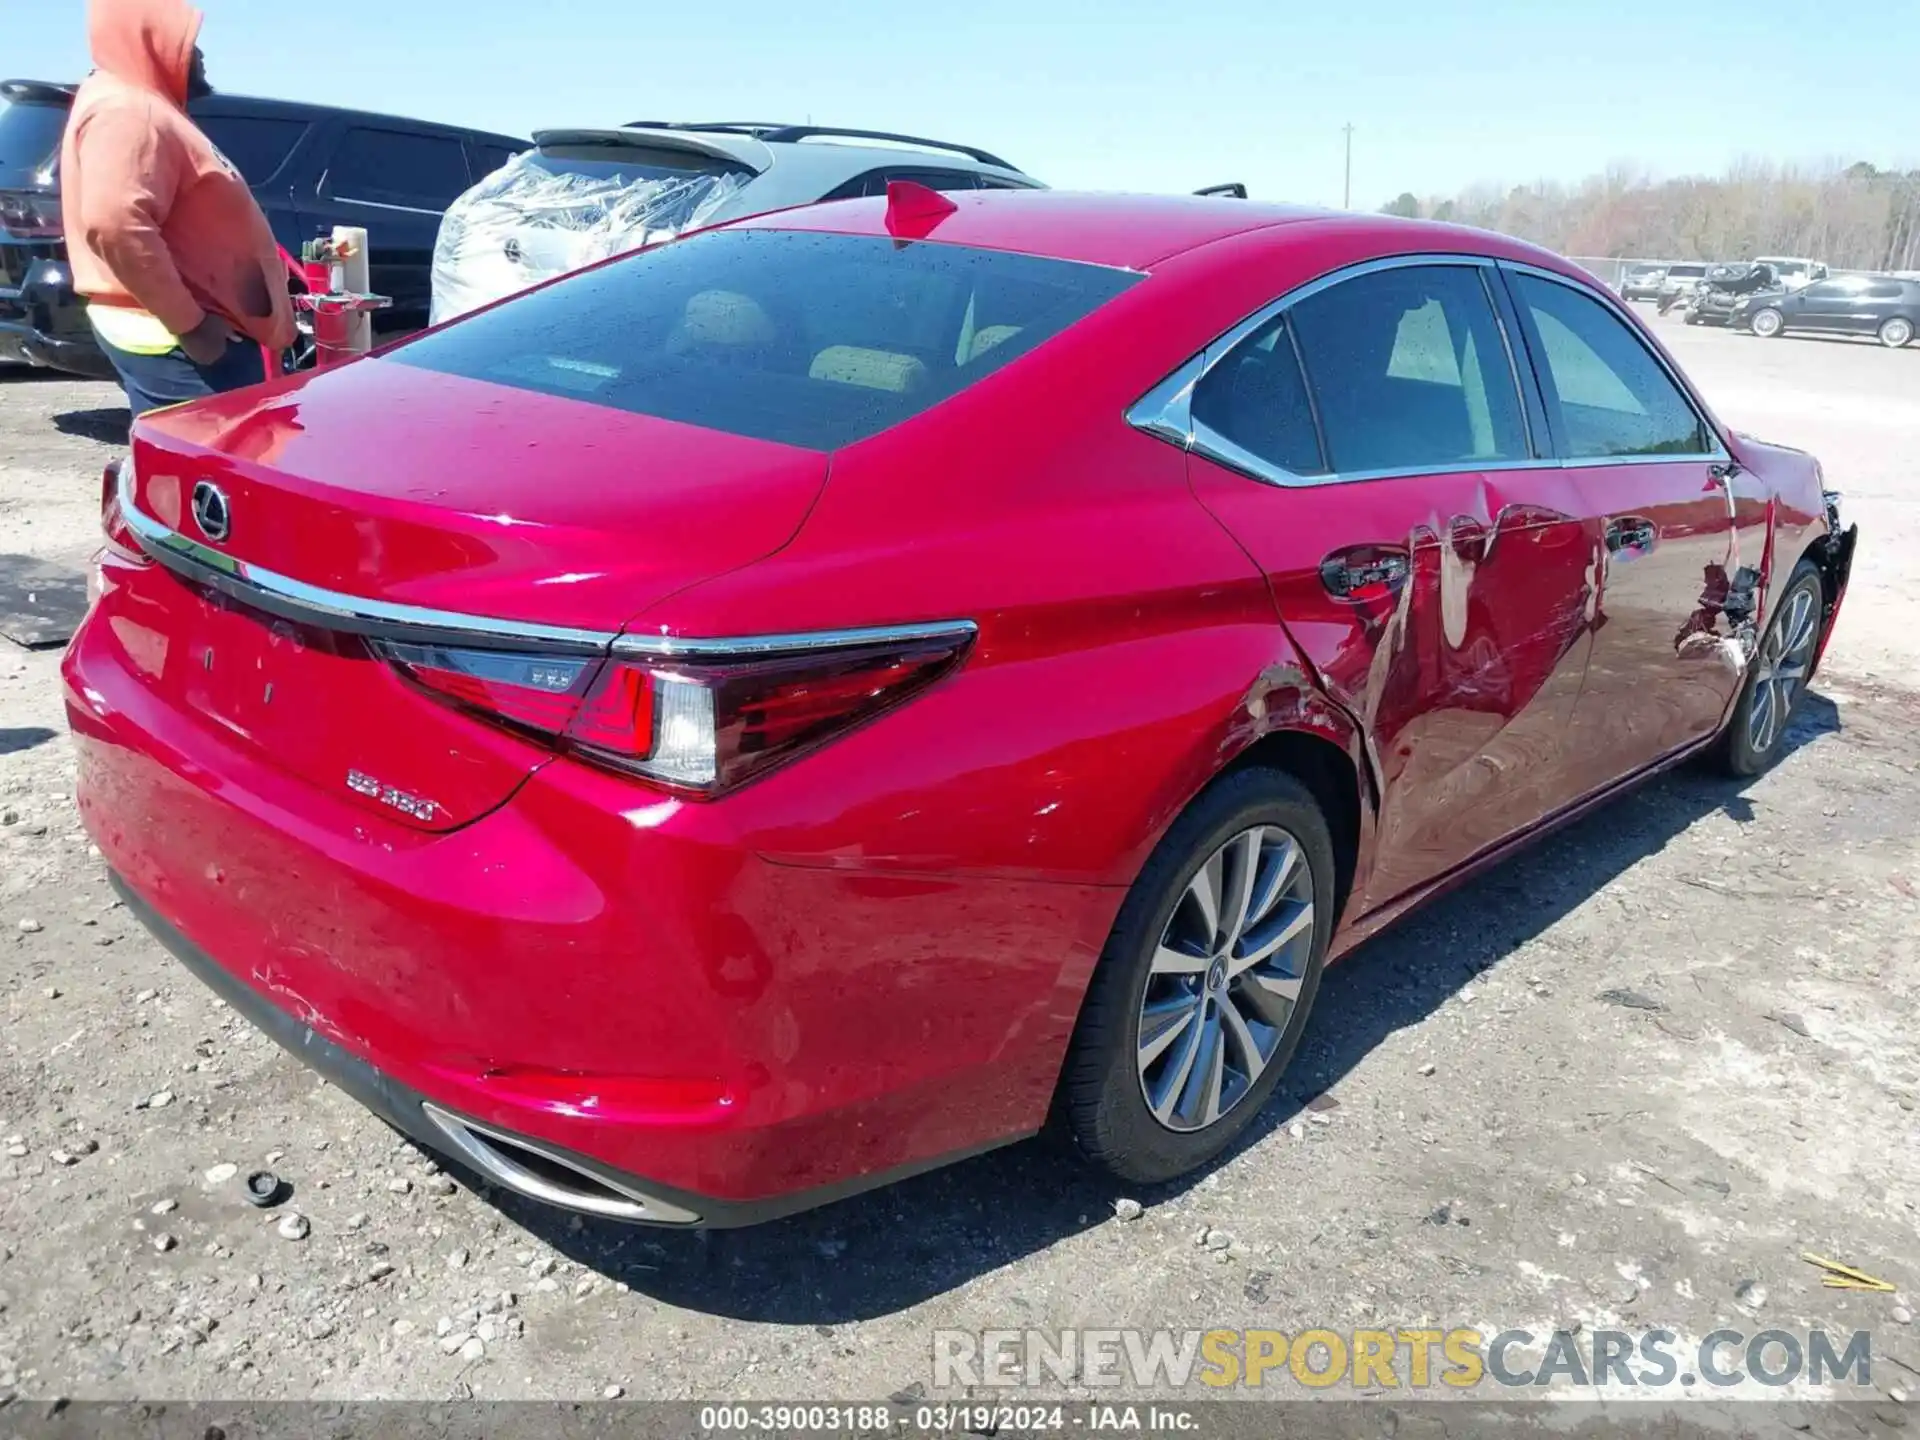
<box><xmin>430</xmin><ymin>149</ymin><xmax>749</xmax><ymax>325</ymax></box>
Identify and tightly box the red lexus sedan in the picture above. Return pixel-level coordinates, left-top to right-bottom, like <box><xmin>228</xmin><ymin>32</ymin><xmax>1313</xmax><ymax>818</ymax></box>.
<box><xmin>65</xmin><ymin>189</ymin><xmax>1856</xmax><ymax>1226</ymax></box>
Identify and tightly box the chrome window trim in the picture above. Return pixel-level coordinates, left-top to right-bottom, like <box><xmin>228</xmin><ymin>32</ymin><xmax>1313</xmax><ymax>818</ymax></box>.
<box><xmin>1496</xmin><ymin>259</ymin><xmax>1732</xmax><ymax>464</ymax></box>
<box><xmin>1128</xmin><ymin>252</ymin><xmax>1549</xmax><ymax>490</ymax></box>
<box><xmin>1128</xmin><ymin>251</ymin><xmax>1734</xmax><ymax>488</ymax></box>
<box><xmin>118</xmin><ymin>462</ymin><xmax>977</xmax><ymax>661</ymax></box>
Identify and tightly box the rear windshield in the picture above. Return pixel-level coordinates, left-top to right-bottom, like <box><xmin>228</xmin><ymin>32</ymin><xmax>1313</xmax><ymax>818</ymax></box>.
<box><xmin>391</xmin><ymin>228</ymin><xmax>1139</xmax><ymax>450</ymax></box>
<box><xmin>1666</xmin><ymin>265</ymin><xmax>1706</xmax><ymax>278</ymax></box>
<box><xmin>0</xmin><ymin>100</ymin><xmax>67</xmax><ymax>186</ymax></box>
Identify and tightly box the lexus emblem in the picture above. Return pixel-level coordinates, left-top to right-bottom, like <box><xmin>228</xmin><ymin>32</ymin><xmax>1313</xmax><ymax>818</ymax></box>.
<box><xmin>191</xmin><ymin>481</ymin><xmax>231</xmax><ymax>542</ymax></box>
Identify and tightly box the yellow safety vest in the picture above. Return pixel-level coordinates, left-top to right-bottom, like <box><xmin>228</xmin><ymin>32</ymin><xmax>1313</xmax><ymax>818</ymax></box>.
<box><xmin>88</xmin><ymin>302</ymin><xmax>179</xmax><ymax>357</ymax></box>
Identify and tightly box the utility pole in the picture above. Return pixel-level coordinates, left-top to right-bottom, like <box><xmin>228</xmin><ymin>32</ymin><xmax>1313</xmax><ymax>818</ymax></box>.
<box><xmin>1342</xmin><ymin>123</ymin><xmax>1355</xmax><ymax>209</ymax></box>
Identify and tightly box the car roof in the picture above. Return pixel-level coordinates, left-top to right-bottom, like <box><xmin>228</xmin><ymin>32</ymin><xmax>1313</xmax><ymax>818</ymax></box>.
<box><xmin>192</xmin><ymin>93</ymin><xmax>526</xmax><ymax>147</ymax></box>
<box><xmin>1</xmin><ymin>80</ymin><xmax>525</xmax><ymax>148</ymax></box>
<box><xmin>731</xmin><ymin>189</ymin><xmax>1569</xmax><ymax>274</ymax></box>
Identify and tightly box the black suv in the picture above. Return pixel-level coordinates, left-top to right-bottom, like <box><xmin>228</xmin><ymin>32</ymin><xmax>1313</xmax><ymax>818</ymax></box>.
<box><xmin>1</xmin><ymin>80</ymin><xmax>525</xmax><ymax>378</ymax></box>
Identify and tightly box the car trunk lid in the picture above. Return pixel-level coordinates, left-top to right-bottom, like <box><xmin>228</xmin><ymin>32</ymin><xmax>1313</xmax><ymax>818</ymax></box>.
<box><xmin>118</xmin><ymin>357</ymin><xmax>828</xmax><ymax>829</ymax></box>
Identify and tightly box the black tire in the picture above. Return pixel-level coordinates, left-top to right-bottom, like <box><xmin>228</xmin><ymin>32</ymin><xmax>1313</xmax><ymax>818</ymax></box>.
<box><xmin>1750</xmin><ymin>306</ymin><xmax>1785</xmax><ymax>339</ymax></box>
<box><xmin>1058</xmin><ymin>767</ymin><xmax>1336</xmax><ymax>1185</ymax></box>
<box><xmin>1878</xmin><ymin>316</ymin><xmax>1915</xmax><ymax>349</ymax></box>
<box><xmin>1712</xmin><ymin>560</ymin><xmax>1825</xmax><ymax>777</ymax></box>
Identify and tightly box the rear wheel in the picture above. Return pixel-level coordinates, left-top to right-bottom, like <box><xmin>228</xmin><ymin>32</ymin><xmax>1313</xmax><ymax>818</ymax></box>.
<box><xmin>1750</xmin><ymin>307</ymin><xmax>1785</xmax><ymax>339</ymax></box>
<box><xmin>1878</xmin><ymin>316</ymin><xmax>1914</xmax><ymax>349</ymax></box>
<box><xmin>1059</xmin><ymin>768</ymin><xmax>1335</xmax><ymax>1184</ymax></box>
<box><xmin>1713</xmin><ymin>561</ymin><xmax>1824</xmax><ymax>777</ymax></box>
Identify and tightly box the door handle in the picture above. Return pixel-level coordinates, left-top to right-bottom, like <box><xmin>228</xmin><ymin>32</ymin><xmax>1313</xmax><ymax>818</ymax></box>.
<box><xmin>1606</xmin><ymin>518</ymin><xmax>1657</xmax><ymax>557</ymax></box>
<box><xmin>1320</xmin><ymin>545</ymin><xmax>1411</xmax><ymax>600</ymax></box>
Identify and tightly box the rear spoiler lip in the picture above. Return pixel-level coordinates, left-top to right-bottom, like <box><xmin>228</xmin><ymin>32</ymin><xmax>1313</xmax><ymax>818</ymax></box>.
<box><xmin>531</xmin><ymin>127</ymin><xmax>769</xmax><ymax>173</ymax></box>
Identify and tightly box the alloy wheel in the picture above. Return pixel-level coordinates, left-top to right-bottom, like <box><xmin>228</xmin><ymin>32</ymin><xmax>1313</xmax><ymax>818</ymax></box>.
<box><xmin>1747</xmin><ymin>585</ymin><xmax>1818</xmax><ymax>755</ymax></box>
<box><xmin>1136</xmin><ymin>825</ymin><xmax>1315</xmax><ymax>1133</ymax></box>
<box><xmin>1881</xmin><ymin>317</ymin><xmax>1914</xmax><ymax>349</ymax></box>
<box><xmin>1751</xmin><ymin>308</ymin><xmax>1783</xmax><ymax>338</ymax></box>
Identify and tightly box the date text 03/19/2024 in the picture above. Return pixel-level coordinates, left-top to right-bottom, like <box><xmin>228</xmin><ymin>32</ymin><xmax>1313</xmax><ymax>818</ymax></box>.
<box><xmin>696</xmin><ymin>1404</ymin><xmax>1200</xmax><ymax>1433</ymax></box>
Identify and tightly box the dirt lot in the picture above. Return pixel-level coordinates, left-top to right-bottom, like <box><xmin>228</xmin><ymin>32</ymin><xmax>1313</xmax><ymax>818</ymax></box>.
<box><xmin>1</xmin><ymin>321</ymin><xmax>1916</xmax><ymax>1422</ymax></box>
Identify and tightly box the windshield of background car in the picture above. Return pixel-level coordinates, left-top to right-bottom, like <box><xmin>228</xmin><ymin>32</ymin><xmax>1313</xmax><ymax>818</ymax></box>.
<box><xmin>1667</xmin><ymin>265</ymin><xmax>1706</xmax><ymax>279</ymax></box>
<box><xmin>392</xmin><ymin>228</ymin><xmax>1140</xmax><ymax>450</ymax></box>
<box><xmin>0</xmin><ymin>100</ymin><xmax>67</xmax><ymax>188</ymax></box>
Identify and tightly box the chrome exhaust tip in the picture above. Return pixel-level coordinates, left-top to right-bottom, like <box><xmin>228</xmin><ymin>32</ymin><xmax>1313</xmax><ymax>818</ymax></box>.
<box><xmin>421</xmin><ymin>1103</ymin><xmax>700</xmax><ymax>1226</ymax></box>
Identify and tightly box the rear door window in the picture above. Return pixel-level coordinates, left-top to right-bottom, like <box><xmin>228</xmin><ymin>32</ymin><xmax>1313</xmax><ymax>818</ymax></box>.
<box><xmin>329</xmin><ymin>127</ymin><xmax>471</xmax><ymax>210</ymax></box>
<box><xmin>1508</xmin><ymin>272</ymin><xmax>1712</xmax><ymax>458</ymax></box>
<box><xmin>196</xmin><ymin>115</ymin><xmax>309</xmax><ymax>184</ymax></box>
<box><xmin>1190</xmin><ymin>315</ymin><xmax>1325</xmax><ymax>476</ymax></box>
<box><xmin>390</xmin><ymin>228</ymin><xmax>1138</xmax><ymax>450</ymax></box>
<box><xmin>1284</xmin><ymin>263</ymin><xmax>1529</xmax><ymax>474</ymax></box>
<box><xmin>824</xmin><ymin>168</ymin><xmax>984</xmax><ymax>202</ymax></box>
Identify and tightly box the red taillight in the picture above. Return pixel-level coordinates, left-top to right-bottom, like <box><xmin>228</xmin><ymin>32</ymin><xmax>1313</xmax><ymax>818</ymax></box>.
<box><xmin>374</xmin><ymin>626</ymin><xmax>974</xmax><ymax>797</ymax></box>
<box><xmin>372</xmin><ymin>641</ymin><xmax>601</xmax><ymax>732</ymax></box>
<box><xmin>100</xmin><ymin>459</ymin><xmax>147</xmax><ymax>564</ymax></box>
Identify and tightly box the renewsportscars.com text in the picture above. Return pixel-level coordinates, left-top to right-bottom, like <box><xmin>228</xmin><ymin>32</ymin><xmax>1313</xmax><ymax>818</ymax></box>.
<box><xmin>933</xmin><ymin>1327</ymin><xmax>1875</xmax><ymax>1391</ymax></box>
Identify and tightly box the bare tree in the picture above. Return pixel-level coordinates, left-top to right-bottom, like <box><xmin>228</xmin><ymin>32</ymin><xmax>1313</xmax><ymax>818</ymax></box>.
<box><xmin>1389</xmin><ymin>158</ymin><xmax>1920</xmax><ymax>270</ymax></box>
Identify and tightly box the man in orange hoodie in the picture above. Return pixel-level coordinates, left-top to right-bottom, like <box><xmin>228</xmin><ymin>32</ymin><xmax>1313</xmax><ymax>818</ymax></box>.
<box><xmin>60</xmin><ymin>0</ymin><xmax>295</xmax><ymax>415</ymax></box>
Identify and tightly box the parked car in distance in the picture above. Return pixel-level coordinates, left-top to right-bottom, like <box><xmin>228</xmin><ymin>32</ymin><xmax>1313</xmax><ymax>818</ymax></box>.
<box><xmin>1753</xmin><ymin>256</ymin><xmax>1829</xmax><ymax>291</ymax></box>
<box><xmin>0</xmin><ymin>79</ymin><xmax>524</xmax><ymax>378</ymax></box>
<box><xmin>1684</xmin><ymin>261</ymin><xmax>1777</xmax><ymax>326</ymax></box>
<box><xmin>431</xmin><ymin>121</ymin><xmax>1041</xmax><ymax>322</ymax></box>
<box><xmin>1619</xmin><ymin>262</ymin><xmax>1666</xmax><ymax>301</ymax></box>
<box><xmin>1654</xmin><ymin>261</ymin><xmax>1710</xmax><ymax>311</ymax></box>
<box><xmin>1738</xmin><ymin>275</ymin><xmax>1919</xmax><ymax>347</ymax></box>
<box><xmin>69</xmin><ymin>191</ymin><xmax>1855</xmax><ymax>1226</ymax></box>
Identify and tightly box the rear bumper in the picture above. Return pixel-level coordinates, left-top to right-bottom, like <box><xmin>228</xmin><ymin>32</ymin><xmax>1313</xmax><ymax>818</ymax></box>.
<box><xmin>64</xmin><ymin>575</ymin><xmax>1103</xmax><ymax>1224</ymax></box>
<box><xmin>0</xmin><ymin>256</ymin><xmax>115</xmax><ymax>379</ymax></box>
<box><xmin>111</xmin><ymin>874</ymin><xmax>1019</xmax><ymax>1227</ymax></box>
<box><xmin>0</xmin><ymin>317</ymin><xmax>113</xmax><ymax>377</ymax></box>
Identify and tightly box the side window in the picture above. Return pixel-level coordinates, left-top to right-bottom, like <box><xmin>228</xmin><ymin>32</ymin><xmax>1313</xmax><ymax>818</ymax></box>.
<box><xmin>329</xmin><ymin>127</ymin><xmax>471</xmax><ymax>209</ymax></box>
<box><xmin>1190</xmin><ymin>315</ymin><xmax>1325</xmax><ymax>476</ymax></box>
<box><xmin>195</xmin><ymin>115</ymin><xmax>309</xmax><ymax>184</ymax></box>
<box><xmin>1802</xmin><ymin>282</ymin><xmax>1848</xmax><ymax>301</ymax></box>
<box><xmin>1866</xmin><ymin>282</ymin><xmax>1905</xmax><ymax>300</ymax></box>
<box><xmin>862</xmin><ymin>168</ymin><xmax>980</xmax><ymax>197</ymax></box>
<box><xmin>470</xmin><ymin>144</ymin><xmax>520</xmax><ymax>180</ymax></box>
<box><xmin>1287</xmin><ymin>264</ymin><xmax>1528</xmax><ymax>474</ymax></box>
<box><xmin>1510</xmin><ymin>273</ymin><xmax>1710</xmax><ymax>459</ymax></box>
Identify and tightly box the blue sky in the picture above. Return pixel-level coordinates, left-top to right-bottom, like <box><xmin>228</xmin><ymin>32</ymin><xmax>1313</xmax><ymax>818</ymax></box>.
<box><xmin>8</xmin><ymin>0</ymin><xmax>1911</xmax><ymax>204</ymax></box>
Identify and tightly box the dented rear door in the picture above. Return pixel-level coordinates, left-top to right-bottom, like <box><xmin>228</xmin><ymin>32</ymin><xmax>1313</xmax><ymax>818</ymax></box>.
<box><xmin>1177</xmin><ymin>257</ymin><xmax>1604</xmax><ymax>914</ymax></box>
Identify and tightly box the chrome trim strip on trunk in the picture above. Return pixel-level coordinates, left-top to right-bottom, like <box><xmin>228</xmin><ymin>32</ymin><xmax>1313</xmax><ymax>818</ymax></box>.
<box><xmin>613</xmin><ymin>619</ymin><xmax>978</xmax><ymax>660</ymax></box>
<box><xmin>118</xmin><ymin>461</ymin><xmax>979</xmax><ymax>661</ymax></box>
<box><xmin>118</xmin><ymin>463</ymin><xmax>617</xmax><ymax>654</ymax></box>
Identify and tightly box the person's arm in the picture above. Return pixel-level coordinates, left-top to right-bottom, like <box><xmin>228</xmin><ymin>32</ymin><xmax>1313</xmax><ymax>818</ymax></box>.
<box><xmin>72</xmin><ymin>99</ymin><xmax>232</xmax><ymax>359</ymax></box>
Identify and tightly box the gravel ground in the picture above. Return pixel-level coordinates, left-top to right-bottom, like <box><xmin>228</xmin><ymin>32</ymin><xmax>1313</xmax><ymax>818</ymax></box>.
<box><xmin>1</xmin><ymin>321</ymin><xmax>1916</xmax><ymax>1420</ymax></box>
